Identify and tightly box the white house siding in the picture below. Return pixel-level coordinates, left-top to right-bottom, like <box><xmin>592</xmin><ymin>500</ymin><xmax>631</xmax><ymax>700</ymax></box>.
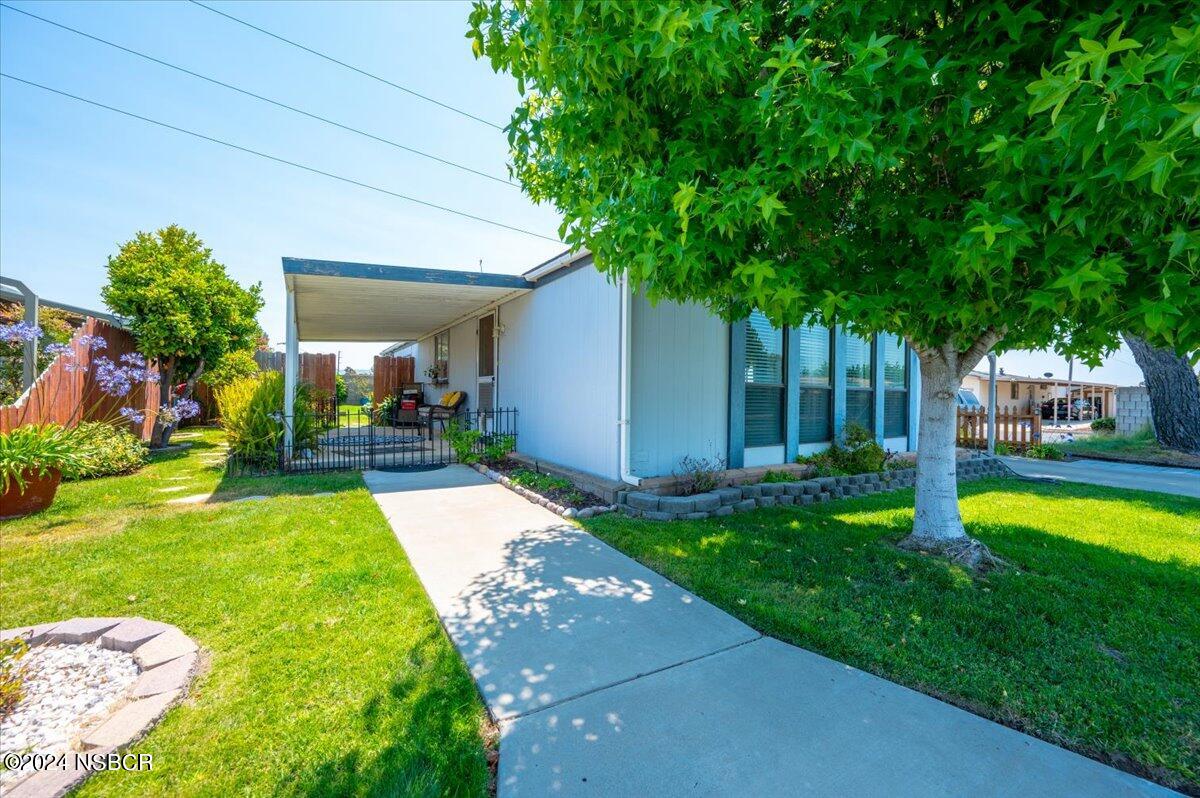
<box><xmin>630</xmin><ymin>294</ymin><xmax>729</xmax><ymax>478</ymax></box>
<box><xmin>412</xmin><ymin>337</ymin><xmax>436</xmax><ymax>403</ymax></box>
<box><xmin>446</xmin><ymin>317</ymin><xmax>479</xmax><ymax>412</ymax></box>
<box><xmin>497</xmin><ymin>264</ymin><xmax>622</xmax><ymax>480</ymax></box>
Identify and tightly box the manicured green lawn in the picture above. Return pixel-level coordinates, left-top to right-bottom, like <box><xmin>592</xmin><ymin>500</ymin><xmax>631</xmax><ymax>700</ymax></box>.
<box><xmin>1062</xmin><ymin>426</ymin><xmax>1200</xmax><ymax>468</ymax></box>
<box><xmin>1</xmin><ymin>428</ymin><xmax>489</xmax><ymax>797</ymax></box>
<box><xmin>585</xmin><ymin>479</ymin><xmax>1200</xmax><ymax>792</ymax></box>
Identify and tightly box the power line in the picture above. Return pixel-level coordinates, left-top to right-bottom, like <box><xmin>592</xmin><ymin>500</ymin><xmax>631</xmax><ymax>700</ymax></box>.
<box><xmin>187</xmin><ymin>0</ymin><xmax>504</xmax><ymax>130</ymax></box>
<box><xmin>0</xmin><ymin>3</ymin><xmax>514</xmax><ymax>188</ymax></box>
<box><xmin>0</xmin><ymin>73</ymin><xmax>559</xmax><ymax>243</ymax></box>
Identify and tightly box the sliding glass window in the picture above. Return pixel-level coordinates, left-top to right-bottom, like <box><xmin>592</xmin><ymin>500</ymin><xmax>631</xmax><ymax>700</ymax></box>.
<box><xmin>744</xmin><ymin>310</ymin><xmax>785</xmax><ymax>447</ymax></box>
<box><xmin>795</xmin><ymin>324</ymin><xmax>832</xmax><ymax>443</ymax></box>
<box><xmin>844</xmin><ymin>333</ymin><xmax>874</xmax><ymax>432</ymax></box>
<box><xmin>881</xmin><ymin>333</ymin><xmax>909</xmax><ymax>437</ymax></box>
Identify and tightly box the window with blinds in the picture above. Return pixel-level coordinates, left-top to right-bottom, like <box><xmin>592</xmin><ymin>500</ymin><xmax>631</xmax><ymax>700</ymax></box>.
<box><xmin>795</xmin><ymin>324</ymin><xmax>832</xmax><ymax>443</ymax></box>
<box><xmin>881</xmin><ymin>333</ymin><xmax>908</xmax><ymax>437</ymax></box>
<box><xmin>744</xmin><ymin>310</ymin><xmax>785</xmax><ymax>447</ymax></box>
<box><xmin>844</xmin><ymin>333</ymin><xmax>874</xmax><ymax>431</ymax></box>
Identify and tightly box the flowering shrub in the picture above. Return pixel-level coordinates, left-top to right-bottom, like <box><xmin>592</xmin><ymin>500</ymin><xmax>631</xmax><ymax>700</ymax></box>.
<box><xmin>69</xmin><ymin>421</ymin><xmax>147</xmax><ymax>480</ymax></box>
<box><xmin>0</xmin><ymin>310</ymin><xmax>73</xmax><ymax>403</ymax></box>
<box><xmin>0</xmin><ymin>321</ymin><xmax>43</xmax><ymax>344</ymax></box>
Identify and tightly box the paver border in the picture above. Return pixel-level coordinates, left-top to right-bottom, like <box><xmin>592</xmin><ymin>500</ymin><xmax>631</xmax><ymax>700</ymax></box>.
<box><xmin>470</xmin><ymin>462</ymin><xmax>619</xmax><ymax>520</ymax></box>
<box><xmin>612</xmin><ymin>455</ymin><xmax>1012</xmax><ymax>521</ymax></box>
<box><xmin>1</xmin><ymin>617</ymin><xmax>200</xmax><ymax>798</ymax></box>
<box><xmin>476</xmin><ymin>456</ymin><xmax>1011</xmax><ymax>522</ymax></box>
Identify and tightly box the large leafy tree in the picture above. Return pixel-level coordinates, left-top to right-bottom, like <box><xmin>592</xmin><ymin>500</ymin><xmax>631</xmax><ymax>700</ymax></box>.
<box><xmin>471</xmin><ymin>1</ymin><xmax>1199</xmax><ymax>566</ymax></box>
<box><xmin>103</xmin><ymin>225</ymin><xmax>263</xmax><ymax>447</ymax></box>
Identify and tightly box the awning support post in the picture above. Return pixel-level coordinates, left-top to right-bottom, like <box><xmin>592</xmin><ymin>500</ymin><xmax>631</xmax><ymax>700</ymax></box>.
<box><xmin>0</xmin><ymin>277</ymin><xmax>39</xmax><ymax>391</ymax></box>
<box><xmin>284</xmin><ymin>281</ymin><xmax>298</xmax><ymax>453</ymax></box>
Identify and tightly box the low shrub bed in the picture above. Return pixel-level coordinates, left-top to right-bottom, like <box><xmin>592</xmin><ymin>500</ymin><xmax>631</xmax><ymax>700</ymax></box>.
<box><xmin>484</xmin><ymin>458</ymin><xmax>607</xmax><ymax>510</ymax></box>
<box><xmin>68</xmin><ymin>422</ymin><xmax>147</xmax><ymax>480</ymax></box>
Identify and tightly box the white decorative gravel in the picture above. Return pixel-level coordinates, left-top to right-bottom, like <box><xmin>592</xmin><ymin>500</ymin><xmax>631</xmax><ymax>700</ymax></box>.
<box><xmin>0</xmin><ymin>642</ymin><xmax>139</xmax><ymax>788</ymax></box>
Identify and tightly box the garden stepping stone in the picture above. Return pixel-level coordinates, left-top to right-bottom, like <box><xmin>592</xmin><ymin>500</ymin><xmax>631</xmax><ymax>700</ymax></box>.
<box><xmin>167</xmin><ymin>493</ymin><xmax>212</xmax><ymax>505</ymax></box>
<box><xmin>45</xmin><ymin>617</ymin><xmax>125</xmax><ymax>645</ymax></box>
<box><xmin>81</xmin><ymin>690</ymin><xmax>181</xmax><ymax>749</ymax></box>
<box><xmin>131</xmin><ymin>651</ymin><xmax>197</xmax><ymax>698</ymax></box>
<box><xmin>134</xmin><ymin>628</ymin><xmax>198</xmax><ymax>669</ymax></box>
<box><xmin>0</xmin><ymin>622</ymin><xmax>56</xmax><ymax>643</ymax></box>
<box><xmin>100</xmin><ymin>618</ymin><xmax>171</xmax><ymax>653</ymax></box>
<box><xmin>156</xmin><ymin>486</ymin><xmax>188</xmax><ymax>493</ymax></box>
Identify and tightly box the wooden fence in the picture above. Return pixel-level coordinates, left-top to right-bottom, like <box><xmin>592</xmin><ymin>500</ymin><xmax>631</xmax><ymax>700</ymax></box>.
<box><xmin>253</xmin><ymin>350</ymin><xmax>338</xmax><ymax>418</ymax></box>
<box><xmin>374</xmin><ymin>356</ymin><xmax>415</xmax><ymax>403</ymax></box>
<box><xmin>956</xmin><ymin>407</ymin><xmax>1041</xmax><ymax>449</ymax></box>
<box><xmin>0</xmin><ymin>318</ymin><xmax>158</xmax><ymax>440</ymax></box>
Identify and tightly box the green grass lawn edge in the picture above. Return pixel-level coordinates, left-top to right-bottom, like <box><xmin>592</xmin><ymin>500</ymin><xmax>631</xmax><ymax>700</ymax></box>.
<box><xmin>1</xmin><ymin>428</ymin><xmax>492</xmax><ymax>797</ymax></box>
<box><xmin>584</xmin><ymin>478</ymin><xmax>1200</xmax><ymax>793</ymax></box>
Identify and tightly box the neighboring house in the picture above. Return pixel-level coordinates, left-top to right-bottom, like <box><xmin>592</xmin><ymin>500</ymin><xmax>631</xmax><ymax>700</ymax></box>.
<box><xmin>960</xmin><ymin>368</ymin><xmax>1119</xmax><ymax>417</ymax></box>
<box><xmin>281</xmin><ymin>252</ymin><xmax>921</xmax><ymax>484</ymax></box>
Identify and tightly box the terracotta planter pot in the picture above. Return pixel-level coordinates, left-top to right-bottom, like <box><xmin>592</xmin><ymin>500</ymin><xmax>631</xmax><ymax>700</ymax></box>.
<box><xmin>0</xmin><ymin>468</ymin><xmax>63</xmax><ymax>520</ymax></box>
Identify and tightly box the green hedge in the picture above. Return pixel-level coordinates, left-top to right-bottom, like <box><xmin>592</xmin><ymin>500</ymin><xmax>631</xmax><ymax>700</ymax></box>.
<box><xmin>217</xmin><ymin>372</ymin><xmax>317</xmax><ymax>467</ymax></box>
<box><xmin>69</xmin><ymin>422</ymin><xmax>147</xmax><ymax>480</ymax></box>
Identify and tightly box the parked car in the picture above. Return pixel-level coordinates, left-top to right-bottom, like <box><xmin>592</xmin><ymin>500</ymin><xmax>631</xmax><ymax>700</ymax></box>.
<box><xmin>1040</xmin><ymin>398</ymin><xmax>1095</xmax><ymax>421</ymax></box>
<box><xmin>956</xmin><ymin>389</ymin><xmax>983</xmax><ymax>410</ymax></box>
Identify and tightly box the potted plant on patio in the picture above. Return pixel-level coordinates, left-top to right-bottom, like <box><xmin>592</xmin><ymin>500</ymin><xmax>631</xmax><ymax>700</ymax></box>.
<box><xmin>0</xmin><ymin>424</ymin><xmax>88</xmax><ymax>519</ymax></box>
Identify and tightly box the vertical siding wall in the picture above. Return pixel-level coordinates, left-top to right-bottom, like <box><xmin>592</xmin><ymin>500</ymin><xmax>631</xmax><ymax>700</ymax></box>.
<box><xmin>498</xmin><ymin>263</ymin><xmax>621</xmax><ymax>479</ymax></box>
<box><xmin>412</xmin><ymin>337</ymin><xmax>435</xmax><ymax>403</ymax></box>
<box><xmin>447</xmin><ymin>318</ymin><xmax>479</xmax><ymax>412</ymax></box>
<box><xmin>630</xmin><ymin>294</ymin><xmax>729</xmax><ymax>478</ymax></box>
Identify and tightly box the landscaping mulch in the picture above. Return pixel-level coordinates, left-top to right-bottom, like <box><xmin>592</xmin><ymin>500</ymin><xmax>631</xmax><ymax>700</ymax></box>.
<box><xmin>483</xmin><ymin>457</ymin><xmax>608</xmax><ymax>510</ymax></box>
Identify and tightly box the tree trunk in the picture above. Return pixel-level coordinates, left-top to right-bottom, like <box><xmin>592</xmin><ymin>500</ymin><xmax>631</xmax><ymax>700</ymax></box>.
<box><xmin>151</xmin><ymin>358</ymin><xmax>176</xmax><ymax>449</ymax></box>
<box><xmin>898</xmin><ymin>336</ymin><xmax>1004</xmax><ymax>571</ymax></box>
<box><xmin>1124</xmin><ymin>333</ymin><xmax>1200</xmax><ymax>453</ymax></box>
<box><xmin>907</xmin><ymin>351</ymin><xmax>966</xmax><ymax>543</ymax></box>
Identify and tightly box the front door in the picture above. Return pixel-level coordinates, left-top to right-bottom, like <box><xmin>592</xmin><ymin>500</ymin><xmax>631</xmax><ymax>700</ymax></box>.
<box><xmin>477</xmin><ymin>313</ymin><xmax>496</xmax><ymax>414</ymax></box>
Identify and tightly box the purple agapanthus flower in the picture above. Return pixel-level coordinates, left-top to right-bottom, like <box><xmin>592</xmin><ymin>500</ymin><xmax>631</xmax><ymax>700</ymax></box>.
<box><xmin>76</xmin><ymin>334</ymin><xmax>107</xmax><ymax>351</ymax></box>
<box><xmin>0</xmin><ymin>321</ymin><xmax>43</xmax><ymax>344</ymax></box>
<box><xmin>93</xmin><ymin>356</ymin><xmax>133</xmax><ymax>397</ymax></box>
<box><xmin>174</xmin><ymin>397</ymin><xmax>201</xmax><ymax>419</ymax></box>
<box><xmin>44</xmin><ymin>342</ymin><xmax>74</xmax><ymax>357</ymax></box>
<box><xmin>119</xmin><ymin>352</ymin><xmax>146</xmax><ymax>367</ymax></box>
<box><xmin>119</xmin><ymin>406</ymin><xmax>146</xmax><ymax>424</ymax></box>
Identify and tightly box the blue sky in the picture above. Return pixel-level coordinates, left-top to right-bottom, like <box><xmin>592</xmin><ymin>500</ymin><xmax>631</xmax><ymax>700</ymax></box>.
<box><xmin>0</xmin><ymin>0</ymin><xmax>1145</xmax><ymax>383</ymax></box>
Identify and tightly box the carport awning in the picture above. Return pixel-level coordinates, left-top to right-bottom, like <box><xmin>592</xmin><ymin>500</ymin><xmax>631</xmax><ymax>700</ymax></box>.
<box><xmin>283</xmin><ymin>258</ymin><xmax>534</xmax><ymax>342</ymax></box>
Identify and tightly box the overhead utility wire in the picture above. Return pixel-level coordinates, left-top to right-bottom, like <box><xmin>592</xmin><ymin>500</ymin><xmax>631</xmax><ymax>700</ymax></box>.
<box><xmin>0</xmin><ymin>73</ymin><xmax>558</xmax><ymax>243</ymax></box>
<box><xmin>187</xmin><ymin>0</ymin><xmax>504</xmax><ymax>130</ymax></box>
<box><xmin>0</xmin><ymin>3</ymin><xmax>514</xmax><ymax>188</ymax></box>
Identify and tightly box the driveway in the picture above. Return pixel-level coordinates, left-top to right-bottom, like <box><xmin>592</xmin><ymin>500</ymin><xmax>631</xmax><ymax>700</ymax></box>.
<box><xmin>367</xmin><ymin>465</ymin><xmax>1177</xmax><ymax>797</ymax></box>
<box><xmin>1001</xmin><ymin>456</ymin><xmax>1200</xmax><ymax>498</ymax></box>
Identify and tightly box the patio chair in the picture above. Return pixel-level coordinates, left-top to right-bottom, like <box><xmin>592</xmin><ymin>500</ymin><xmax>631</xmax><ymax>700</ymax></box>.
<box><xmin>386</xmin><ymin>382</ymin><xmax>423</xmax><ymax>428</ymax></box>
<box><xmin>419</xmin><ymin>390</ymin><xmax>467</xmax><ymax>436</ymax></box>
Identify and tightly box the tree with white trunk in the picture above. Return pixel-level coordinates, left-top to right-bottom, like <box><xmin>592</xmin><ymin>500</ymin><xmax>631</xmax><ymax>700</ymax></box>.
<box><xmin>471</xmin><ymin>2</ymin><xmax>1200</xmax><ymax>567</ymax></box>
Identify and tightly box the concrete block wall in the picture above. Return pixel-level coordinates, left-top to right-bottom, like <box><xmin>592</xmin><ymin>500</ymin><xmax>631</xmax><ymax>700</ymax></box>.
<box><xmin>616</xmin><ymin>457</ymin><xmax>1010</xmax><ymax>521</ymax></box>
<box><xmin>1115</xmin><ymin>386</ymin><xmax>1154</xmax><ymax>436</ymax></box>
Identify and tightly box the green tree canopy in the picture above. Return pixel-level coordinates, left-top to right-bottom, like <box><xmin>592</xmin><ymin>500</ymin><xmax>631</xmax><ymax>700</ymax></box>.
<box><xmin>471</xmin><ymin>1</ymin><xmax>1199</xmax><ymax>558</ymax></box>
<box><xmin>103</xmin><ymin>225</ymin><xmax>263</xmax><ymax>445</ymax></box>
<box><xmin>470</xmin><ymin>2</ymin><xmax>1197</xmax><ymax>356</ymax></box>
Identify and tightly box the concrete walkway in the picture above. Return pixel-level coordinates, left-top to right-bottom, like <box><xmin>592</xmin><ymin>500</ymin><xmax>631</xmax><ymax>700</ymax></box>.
<box><xmin>366</xmin><ymin>466</ymin><xmax>1178</xmax><ymax>797</ymax></box>
<box><xmin>1002</xmin><ymin>456</ymin><xmax>1200</xmax><ymax>498</ymax></box>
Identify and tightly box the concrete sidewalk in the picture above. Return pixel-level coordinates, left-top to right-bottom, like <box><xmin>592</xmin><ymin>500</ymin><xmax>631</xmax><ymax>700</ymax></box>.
<box><xmin>366</xmin><ymin>465</ymin><xmax>1178</xmax><ymax>797</ymax></box>
<box><xmin>1001</xmin><ymin>456</ymin><xmax>1200</xmax><ymax>498</ymax></box>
